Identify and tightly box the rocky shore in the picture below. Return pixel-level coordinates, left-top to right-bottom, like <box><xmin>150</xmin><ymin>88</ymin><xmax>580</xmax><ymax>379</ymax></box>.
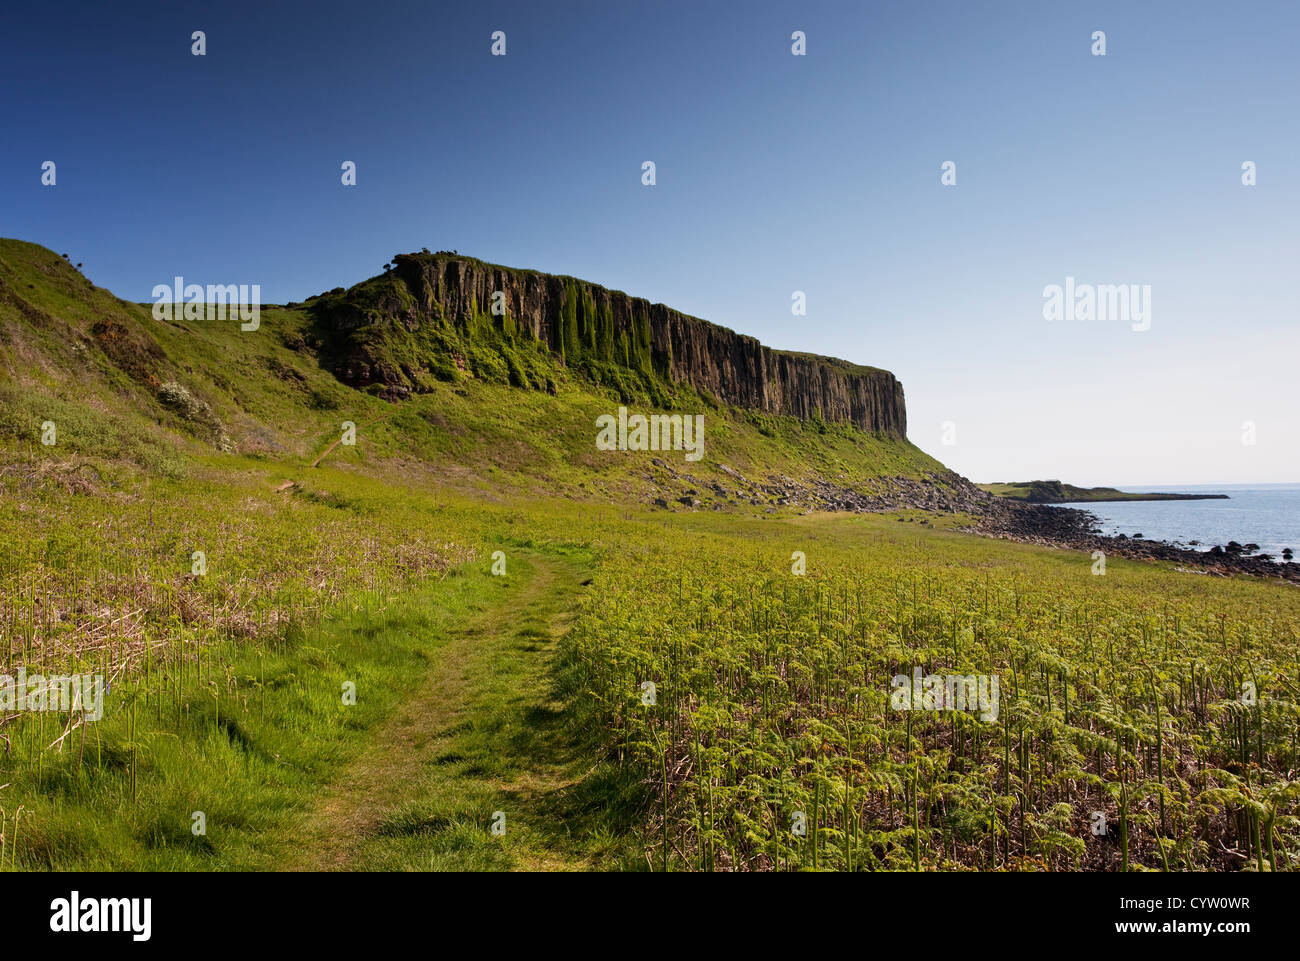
<box><xmin>972</xmin><ymin>495</ymin><xmax>1300</xmax><ymax>583</ymax></box>
<box><xmin>643</xmin><ymin>459</ymin><xmax>1300</xmax><ymax>585</ymax></box>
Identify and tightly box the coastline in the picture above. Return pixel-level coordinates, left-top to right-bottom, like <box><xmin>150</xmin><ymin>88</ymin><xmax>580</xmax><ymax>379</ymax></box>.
<box><xmin>838</xmin><ymin>473</ymin><xmax>1299</xmax><ymax>583</ymax></box>
<box><xmin>976</xmin><ymin>500</ymin><xmax>1300</xmax><ymax>583</ymax></box>
<box><xmin>644</xmin><ymin>465</ymin><xmax>1299</xmax><ymax>583</ymax></box>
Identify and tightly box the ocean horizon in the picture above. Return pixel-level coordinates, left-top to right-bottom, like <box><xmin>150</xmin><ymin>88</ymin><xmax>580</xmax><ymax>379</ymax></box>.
<box><xmin>1051</xmin><ymin>482</ymin><xmax>1300</xmax><ymax>558</ymax></box>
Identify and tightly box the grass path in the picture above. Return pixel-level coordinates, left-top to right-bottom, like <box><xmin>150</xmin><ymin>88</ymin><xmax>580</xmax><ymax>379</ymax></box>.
<box><xmin>0</xmin><ymin>545</ymin><xmax>640</xmax><ymax>871</ymax></box>
<box><xmin>277</xmin><ymin>549</ymin><xmax>611</xmax><ymax>871</ymax></box>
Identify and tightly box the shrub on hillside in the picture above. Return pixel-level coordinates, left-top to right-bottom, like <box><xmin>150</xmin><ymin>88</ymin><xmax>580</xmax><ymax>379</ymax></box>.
<box><xmin>157</xmin><ymin>382</ymin><xmax>230</xmax><ymax>451</ymax></box>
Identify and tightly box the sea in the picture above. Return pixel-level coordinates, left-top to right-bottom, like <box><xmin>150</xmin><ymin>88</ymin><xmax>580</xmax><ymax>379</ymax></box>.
<box><xmin>1049</xmin><ymin>483</ymin><xmax>1300</xmax><ymax>559</ymax></box>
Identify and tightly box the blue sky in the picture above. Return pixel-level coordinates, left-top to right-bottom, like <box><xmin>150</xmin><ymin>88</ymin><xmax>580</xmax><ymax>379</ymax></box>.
<box><xmin>3</xmin><ymin>0</ymin><xmax>1297</xmax><ymax>484</ymax></box>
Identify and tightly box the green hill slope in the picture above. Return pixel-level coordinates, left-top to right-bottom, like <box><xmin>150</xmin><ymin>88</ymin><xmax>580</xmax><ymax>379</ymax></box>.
<box><xmin>0</xmin><ymin>237</ymin><xmax>945</xmax><ymax>507</ymax></box>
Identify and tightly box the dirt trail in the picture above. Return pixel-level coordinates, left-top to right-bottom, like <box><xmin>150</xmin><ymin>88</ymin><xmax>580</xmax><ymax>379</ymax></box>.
<box><xmin>280</xmin><ymin>551</ymin><xmax>593</xmax><ymax>871</ymax></box>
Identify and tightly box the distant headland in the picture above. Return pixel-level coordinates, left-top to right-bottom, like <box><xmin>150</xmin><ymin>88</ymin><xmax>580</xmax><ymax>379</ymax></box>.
<box><xmin>978</xmin><ymin>480</ymin><xmax>1230</xmax><ymax>504</ymax></box>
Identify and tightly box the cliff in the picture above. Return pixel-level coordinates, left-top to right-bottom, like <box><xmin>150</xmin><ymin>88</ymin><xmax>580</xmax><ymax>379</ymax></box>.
<box><xmin>308</xmin><ymin>252</ymin><xmax>907</xmax><ymax>438</ymax></box>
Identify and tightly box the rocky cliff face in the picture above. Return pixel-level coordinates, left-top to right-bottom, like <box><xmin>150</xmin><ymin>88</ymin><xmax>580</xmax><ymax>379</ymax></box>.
<box><xmin>312</xmin><ymin>253</ymin><xmax>908</xmax><ymax>438</ymax></box>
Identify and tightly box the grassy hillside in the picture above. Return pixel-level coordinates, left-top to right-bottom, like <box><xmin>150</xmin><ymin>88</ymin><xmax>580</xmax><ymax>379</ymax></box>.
<box><xmin>3</xmin><ymin>237</ymin><xmax>1299</xmax><ymax>873</ymax></box>
<box><xmin>0</xmin><ymin>239</ymin><xmax>942</xmax><ymax>505</ymax></box>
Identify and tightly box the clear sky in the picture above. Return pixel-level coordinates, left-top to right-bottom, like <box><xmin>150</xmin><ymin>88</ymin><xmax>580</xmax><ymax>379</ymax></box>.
<box><xmin>3</xmin><ymin>0</ymin><xmax>1296</xmax><ymax>485</ymax></box>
